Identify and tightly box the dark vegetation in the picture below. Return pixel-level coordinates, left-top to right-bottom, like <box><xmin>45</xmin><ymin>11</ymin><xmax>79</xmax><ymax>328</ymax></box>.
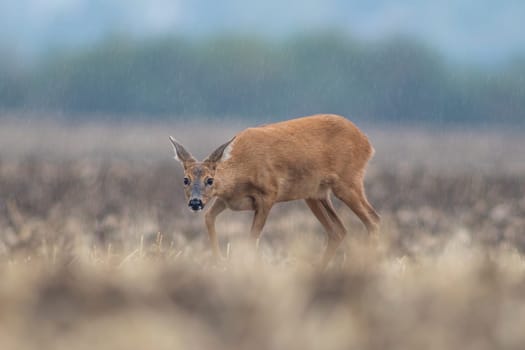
<box><xmin>2</xmin><ymin>33</ymin><xmax>525</xmax><ymax>124</ymax></box>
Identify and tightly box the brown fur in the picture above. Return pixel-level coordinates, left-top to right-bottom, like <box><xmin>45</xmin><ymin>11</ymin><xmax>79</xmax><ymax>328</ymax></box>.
<box><xmin>171</xmin><ymin>114</ymin><xmax>380</xmax><ymax>269</ymax></box>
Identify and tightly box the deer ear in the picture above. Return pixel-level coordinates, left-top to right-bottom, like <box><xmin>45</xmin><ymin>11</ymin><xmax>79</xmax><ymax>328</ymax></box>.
<box><xmin>203</xmin><ymin>137</ymin><xmax>236</xmax><ymax>163</ymax></box>
<box><xmin>169</xmin><ymin>136</ymin><xmax>196</xmax><ymax>166</ymax></box>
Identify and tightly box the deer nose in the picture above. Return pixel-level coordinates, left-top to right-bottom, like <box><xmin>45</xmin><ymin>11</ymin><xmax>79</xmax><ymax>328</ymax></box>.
<box><xmin>188</xmin><ymin>198</ymin><xmax>204</xmax><ymax>211</ymax></box>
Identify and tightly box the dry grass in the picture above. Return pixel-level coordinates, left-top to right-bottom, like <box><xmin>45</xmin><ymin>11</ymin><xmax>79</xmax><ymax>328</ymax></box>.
<box><xmin>1</xmin><ymin>118</ymin><xmax>525</xmax><ymax>349</ymax></box>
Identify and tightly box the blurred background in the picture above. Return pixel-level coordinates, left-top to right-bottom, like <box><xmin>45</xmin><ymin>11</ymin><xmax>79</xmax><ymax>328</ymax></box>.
<box><xmin>1</xmin><ymin>0</ymin><xmax>524</xmax><ymax>125</ymax></box>
<box><xmin>1</xmin><ymin>4</ymin><xmax>525</xmax><ymax>349</ymax></box>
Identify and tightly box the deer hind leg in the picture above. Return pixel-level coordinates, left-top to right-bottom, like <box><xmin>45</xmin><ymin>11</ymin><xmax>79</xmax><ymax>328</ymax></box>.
<box><xmin>249</xmin><ymin>196</ymin><xmax>274</xmax><ymax>250</ymax></box>
<box><xmin>305</xmin><ymin>197</ymin><xmax>347</xmax><ymax>270</ymax></box>
<box><xmin>333</xmin><ymin>180</ymin><xmax>380</xmax><ymax>235</ymax></box>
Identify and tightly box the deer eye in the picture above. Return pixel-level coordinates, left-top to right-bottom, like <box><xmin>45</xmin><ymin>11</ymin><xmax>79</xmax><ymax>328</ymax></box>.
<box><xmin>183</xmin><ymin>177</ymin><xmax>190</xmax><ymax>186</ymax></box>
<box><xmin>206</xmin><ymin>178</ymin><xmax>214</xmax><ymax>186</ymax></box>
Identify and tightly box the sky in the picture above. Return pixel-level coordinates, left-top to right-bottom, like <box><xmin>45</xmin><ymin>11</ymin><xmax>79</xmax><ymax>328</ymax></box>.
<box><xmin>1</xmin><ymin>0</ymin><xmax>524</xmax><ymax>64</ymax></box>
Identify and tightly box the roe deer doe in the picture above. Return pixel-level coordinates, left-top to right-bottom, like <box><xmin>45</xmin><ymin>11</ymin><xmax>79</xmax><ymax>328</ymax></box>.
<box><xmin>170</xmin><ymin>114</ymin><xmax>380</xmax><ymax>268</ymax></box>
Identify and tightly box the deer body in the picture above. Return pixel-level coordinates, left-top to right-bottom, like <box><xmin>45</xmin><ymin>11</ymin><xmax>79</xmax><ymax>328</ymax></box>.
<box><xmin>170</xmin><ymin>114</ymin><xmax>380</xmax><ymax>268</ymax></box>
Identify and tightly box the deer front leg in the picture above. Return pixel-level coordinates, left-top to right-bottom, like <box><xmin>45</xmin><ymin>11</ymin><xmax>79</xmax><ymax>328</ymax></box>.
<box><xmin>204</xmin><ymin>198</ymin><xmax>227</xmax><ymax>259</ymax></box>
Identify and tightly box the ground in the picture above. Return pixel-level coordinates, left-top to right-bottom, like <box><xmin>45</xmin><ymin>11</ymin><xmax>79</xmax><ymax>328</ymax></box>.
<box><xmin>0</xmin><ymin>118</ymin><xmax>524</xmax><ymax>350</ymax></box>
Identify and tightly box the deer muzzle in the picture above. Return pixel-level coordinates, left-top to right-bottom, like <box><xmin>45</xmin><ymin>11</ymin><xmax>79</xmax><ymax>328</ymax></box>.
<box><xmin>188</xmin><ymin>198</ymin><xmax>204</xmax><ymax>211</ymax></box>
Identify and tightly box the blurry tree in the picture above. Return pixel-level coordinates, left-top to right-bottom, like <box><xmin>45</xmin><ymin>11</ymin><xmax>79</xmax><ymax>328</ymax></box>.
<box><xmin>0</xmin><ymin>52</ymin><xmax>26</xmax><ymax>109</ymax></box>
<box><xmin>0</xmin><ymin>33</ymin><xmax>524</xmax><ymax>124</ymax></box>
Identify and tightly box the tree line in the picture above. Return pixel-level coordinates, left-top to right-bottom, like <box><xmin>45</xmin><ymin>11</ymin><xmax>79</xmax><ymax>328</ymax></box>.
<box><xmin>1</xmin><ymin>33</ymin><xmax>524</xmax><ymax>124</ymax></box>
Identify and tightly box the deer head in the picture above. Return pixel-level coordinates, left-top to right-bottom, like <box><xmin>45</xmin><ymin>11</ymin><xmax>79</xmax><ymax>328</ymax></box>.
<box><xmin>169</xmin><ymin>136</ymin><xmax>235</xmax><ymax>211</ymax></box>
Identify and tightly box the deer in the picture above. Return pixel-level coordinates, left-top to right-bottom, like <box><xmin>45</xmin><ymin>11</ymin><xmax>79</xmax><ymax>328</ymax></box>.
<box><xmin>169</xmin><ymin>114</ymin><xmax>380</xmax><ymax>269</ymax></box>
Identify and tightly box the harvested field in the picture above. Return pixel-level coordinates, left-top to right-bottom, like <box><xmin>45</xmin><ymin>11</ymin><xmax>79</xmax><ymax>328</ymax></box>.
<box><xmin>0</xmin><ymin>119</ymin><xmax>524</xmax><ymax>349</ymax></box>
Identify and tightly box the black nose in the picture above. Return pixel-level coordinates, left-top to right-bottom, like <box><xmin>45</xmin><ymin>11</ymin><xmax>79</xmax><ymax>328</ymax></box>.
<box><xmin>188</xmin><ymin>198</ymin><xmax>203</xmax><ymax>211</ymax></box>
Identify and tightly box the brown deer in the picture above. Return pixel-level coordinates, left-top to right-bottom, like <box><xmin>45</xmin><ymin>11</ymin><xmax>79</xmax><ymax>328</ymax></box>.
<box><xmin>170</xmin><ymin>114</ymin><xmax>380</xmax><ymax>268</ymax></box>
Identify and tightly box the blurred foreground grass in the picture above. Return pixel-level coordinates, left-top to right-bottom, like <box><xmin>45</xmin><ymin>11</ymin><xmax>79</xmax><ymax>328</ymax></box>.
<box><xmin>0</xmin><ymin>119</ymin><xmax>524</xmax><ymax>349</ymax></box>
<box><xmin>1</xmin><ymin>237</ymin><xmax>525</xmax><ymax>350</ymax></box>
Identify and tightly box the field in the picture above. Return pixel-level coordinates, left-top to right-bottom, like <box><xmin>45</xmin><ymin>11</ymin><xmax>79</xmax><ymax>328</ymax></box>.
<box><xmin>1</xmin><ymin>118</ymin><xmax>525</xmax><ymax>349</ymax></box>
